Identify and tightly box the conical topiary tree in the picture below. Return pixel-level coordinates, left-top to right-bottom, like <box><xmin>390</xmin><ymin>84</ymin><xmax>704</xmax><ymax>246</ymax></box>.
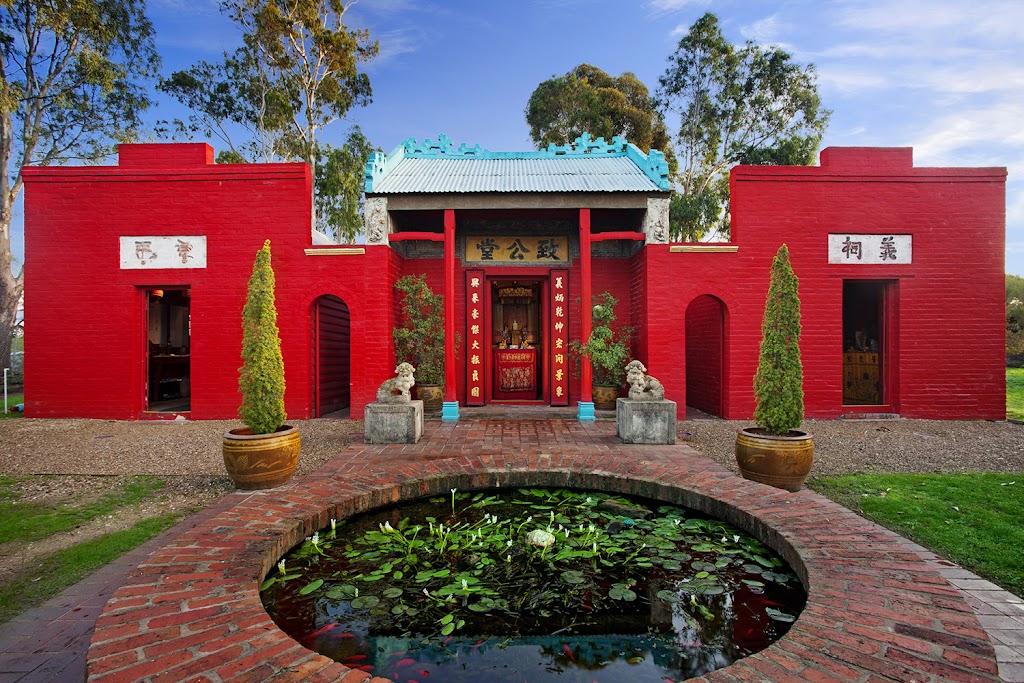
<box><xmin>238</xmin><ymin>239</ymin><xmax>286</xmax><ymax>434</ymax></box>
<box><xmin>753</xmin><ymin>244</ymin><xmax>804</xmax><ymax>435</ymax></box>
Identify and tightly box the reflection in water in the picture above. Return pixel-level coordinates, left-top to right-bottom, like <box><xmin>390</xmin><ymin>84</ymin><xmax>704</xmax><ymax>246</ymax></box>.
<box><xmin>263</xmin><ymin>489</ymin><xmax>805</xmax><ymax>682</ymax></box>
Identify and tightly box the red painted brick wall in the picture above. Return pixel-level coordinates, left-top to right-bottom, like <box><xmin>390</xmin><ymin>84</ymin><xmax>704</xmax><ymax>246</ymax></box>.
<box><xmin>23</xmin><ymin>143</ymin><xmax>388</xmax><ymax>420</ymax></box>
<box><xmin>24</xmin><ymin>144</ymin><xmax>1005</xmax><ymax>422</ymax></box>
<box><xmin>632</xmin><ymin>148</ymin><xmax>1004</xmax><ymax>421</ymax></box>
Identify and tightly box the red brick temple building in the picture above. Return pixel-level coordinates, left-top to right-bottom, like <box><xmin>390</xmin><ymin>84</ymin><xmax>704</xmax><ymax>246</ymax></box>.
<box><xmin>22</xmin><ymin>135</ymin><xmax>1006</xmax><ymax>421</ymax></box>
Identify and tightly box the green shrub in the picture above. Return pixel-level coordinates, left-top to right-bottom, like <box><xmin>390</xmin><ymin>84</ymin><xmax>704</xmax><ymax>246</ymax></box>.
<box><xmin>238</xmin><ymin>240</ymin><xmax>286</xmax><ymax>434</ymax></box>
<box><xmin>393</xmin><ymin>275</ymin><xmax>446</xmax><ymax>385</ymax></box>
<box><xmin>753</xmin><ymin>244</ymin><xmax>804</xmax><ymax>435</ymax></box>
<box><xmin>570</xmin><ymin>292</ymin><xmax>633</xmax><ymax>386</ymax></box>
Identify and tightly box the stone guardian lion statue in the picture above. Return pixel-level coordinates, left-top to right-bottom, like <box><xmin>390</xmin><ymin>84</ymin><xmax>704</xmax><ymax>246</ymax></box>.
<box><xmin>376</xmin><ymin>363</ymin><xmax>417</xmax><ymax>403</ymax></box>
<box><xmin>624</xmin><ymin>360</ymin><xmax>665</xmax><ymax>401</ymax></box>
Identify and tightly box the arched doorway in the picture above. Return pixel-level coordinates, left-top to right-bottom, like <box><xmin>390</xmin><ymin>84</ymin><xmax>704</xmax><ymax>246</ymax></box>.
<box><xmin>685</xmin><ymin>295</ymin><xmax>726</xmax><ymax>417</ymax></box>
<box><xmin>312</xmin><ymin>295</ymin><xmax>351</xmax><ymax>416</ymax></box>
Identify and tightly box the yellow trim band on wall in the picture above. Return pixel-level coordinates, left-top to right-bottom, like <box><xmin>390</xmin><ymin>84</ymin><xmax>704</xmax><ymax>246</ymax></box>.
<box><xmin>669</xmin><ymin>245</ymin><xmax>739</xmax><ymax>253</ymax></box>
<box><xmin>304</xmin><ymin>247</ymin><xmax>366</xmax><ymax>256</ymax></box>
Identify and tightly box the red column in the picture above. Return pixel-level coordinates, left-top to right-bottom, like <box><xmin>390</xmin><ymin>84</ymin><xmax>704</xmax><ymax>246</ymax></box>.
<box><xmin>580</xmin><ymin>208</ymin><xmax>593</xmax><ymax>403</ymax></box>
<box><xmin>444</xmin><ymin>209</ymin><xmax>457</xmax><ymax>405</ymax></box>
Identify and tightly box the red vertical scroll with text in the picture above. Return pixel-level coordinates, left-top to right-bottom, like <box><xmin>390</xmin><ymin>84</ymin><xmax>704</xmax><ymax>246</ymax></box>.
<box><xmin>550</xmin><ymin>269</ymin><xmax>569</xmax><ymax>405</ymax></box>
<box><xmin>466</xmin><ymin>270</ymin><xmax>485</xmax><ymax>405</ymax></box>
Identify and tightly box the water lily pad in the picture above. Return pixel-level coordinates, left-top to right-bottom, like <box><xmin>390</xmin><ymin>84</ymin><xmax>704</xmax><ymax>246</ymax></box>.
<box><xmin>383</xmin><ymin>587</ymin><xmax>404</xmax><ymax>599</ymax></box>
<box><xmin>298</xmin><ymin>579</ymin><xmax>323</xmax><ymax>595</ymax></box>
<box><xmin>766</xmin><ymin>607</ymin><xmax>797</xmax><ymax>622</ymax></box>
<box><xmin>350</xmin><ymin>595</ymin><xmax>380</xmax><ymax>609</ymax></box>
<box><xmin>609</xmin><ymin>587</ymin><xmax>637</xmax><ymax>601</ymax></box>
<box><xmin>326</xmin><ymin>584</ymin><xmax>358</xmax><ymax>600</ymax></box>
<box><xmin>656</xmin><ymin>590</ymin><xmax>680</xmax><ymax>603</ymax></box>
<box><xmin>561</xmin><ymin>570</ymin><xmax>586</xmax><ymax>584</ymax></box>
<box><xmin>440</xmin><ymin>623</ymin><xmax>455</xmax><ymax>636</ymax></box>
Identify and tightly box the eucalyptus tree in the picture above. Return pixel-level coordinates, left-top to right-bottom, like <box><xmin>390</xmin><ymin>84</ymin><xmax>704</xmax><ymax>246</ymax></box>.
<box><xmin>0</xmin><ymin>0</ymin><xmax>159</xmax><ymax>372</ymax></box>
<box><xmin>656</xmin><ymin>13</ymin><xmax>829</xmax><ymax>241</ymax></box>
<box><xmin>525</xmin><ymin>63</ymin><xmax>677</xmax><ymax>174</ymax></box>
<box><xmin>160</xmin><ymin>0</ymin><xmax>378</xmax><ymax>242</ymax></box>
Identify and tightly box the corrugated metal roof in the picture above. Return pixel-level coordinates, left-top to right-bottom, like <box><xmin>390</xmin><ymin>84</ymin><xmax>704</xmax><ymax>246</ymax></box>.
<box><xmin>371</xmin><ymin>156</ymin><xmax>663</xmax><ymax>194</ymax></box>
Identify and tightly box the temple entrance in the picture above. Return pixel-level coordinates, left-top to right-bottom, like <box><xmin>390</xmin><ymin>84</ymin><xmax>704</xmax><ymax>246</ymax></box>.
<box><xmin>488</xmin><ymin>278</ymin><xmax>546</xmax><ymax>403</ymax></box>
<box><xmin>145</xmin><ymin>287</ymin><xmax>191</xmax><ymax>413</ymax></box>
<box><xmin>312</xmin><ymin>295</ymin><xmax>351</xmax><ymax>416</ymax></box>
<box><xmin>842</xmin><ymin>280</ymin><xmax>895</xmax><ymax>407</ymax></box>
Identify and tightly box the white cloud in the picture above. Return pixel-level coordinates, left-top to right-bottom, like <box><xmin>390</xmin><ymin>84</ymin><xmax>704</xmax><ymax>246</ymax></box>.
<box><xmin>837</xmin><ymin>0</ymin><xmax>1024</xmax><ymax>43</ymax></box>
<box><xmin>647</xmin><ymin>0</ymin><xmax>710</xmax><ymax>15</ymax></box>
<box><xmin>368</xmin><ymin>29</ymin><xmax>425</xmax><ymax>68</ymax></box>
<box><xmin>739</xmin><ymin>14</ymin><xmax>788</xmax><ymax>44</ymax></box>
<box><xmin>816</xmin><ymin>66</ymin><xmax>890</xmax><ymax>94</ymax></box>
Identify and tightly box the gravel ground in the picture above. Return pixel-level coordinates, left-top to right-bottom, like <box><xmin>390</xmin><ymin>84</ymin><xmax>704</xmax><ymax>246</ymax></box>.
<box><xmin>0</xmin><ymin>415</ymin><xmax>1021</xmax><ymax>480</ymax></box>
<box><xmin>0</xmin><ymin>417</ymin><xmax>363</xmax><ymax>477</ymax></box>
<box><xmin>680</xmin><ymin>417</ymin><xmax>1024</xmax><ymax>476</ymax></box>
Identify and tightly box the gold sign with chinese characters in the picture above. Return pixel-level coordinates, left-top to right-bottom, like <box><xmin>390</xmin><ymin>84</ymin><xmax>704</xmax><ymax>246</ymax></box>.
<box><xmin>466</xmin><ymin>236</ymin><xmax>569</xmax><ymax>265</ymax></box>
<box><xmin>465</xmin><ymin>270</ymin><xmax>485</xmax><ymax>405</ymax></box>
<box><xmin>550</xmin><ymin>269</ymin><xmax>570</xmax><ymax>405</ymax></box>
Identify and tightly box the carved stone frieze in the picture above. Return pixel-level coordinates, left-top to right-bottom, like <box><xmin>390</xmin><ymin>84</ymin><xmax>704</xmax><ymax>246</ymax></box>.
<box><xmin>643</xmin><ymin>197</ymin><xmax>670</xmax><ymax>244</ymax></box>
<box><xmin>365</xmin><ymin>197</ymin><xmax>390</xmax><ymax>245</ymax></box>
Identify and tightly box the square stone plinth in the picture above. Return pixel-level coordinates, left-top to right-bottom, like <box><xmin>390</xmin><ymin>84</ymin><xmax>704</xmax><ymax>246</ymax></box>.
<box><xmin>365</xmin><ymin>400</ymin><xmax>424</xmax><ymax>444</ymax></box>
<box><xmin>616</xmin><ymin>398</ymin><xmax>677</xmax><ymax>445</ymax></box>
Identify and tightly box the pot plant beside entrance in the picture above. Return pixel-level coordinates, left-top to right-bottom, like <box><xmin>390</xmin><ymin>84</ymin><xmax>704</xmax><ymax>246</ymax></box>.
<box><xmin>736</xmin><ymin>244</ymin><xmax>813</xmax><ymax>492</ymax></box>
<box><xmin>222</xmin><ymin>240</ymin><xmax>300</xmax><ymax>490</ymax></box>
<box><xmin>570</xmin><ymin>292</ymin><xmax>633</xmax><ymax>410</ymax></box>
<box><xmin>393</xmin><ymin>274</ymin><xmax>446</xmax><ymax>412</ymax></box>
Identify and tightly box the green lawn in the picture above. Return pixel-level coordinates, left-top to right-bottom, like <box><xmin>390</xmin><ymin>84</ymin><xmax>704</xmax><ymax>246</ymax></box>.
<box><xmin>810</xmin><ymin>472</ymin><xmax>1024</xmax><ymax>596</ymax></box>
<box><xmin>1008</xmin><ymin>368</ymin><xmax>1024</xmax><ymax>421</ymax></box>
<box><xmin>0</xmin><ymin>476</ymin><xmax>194</xmax><ymax>623</ymax></box>
<box><xmin>0</xmin><ymin>392</ymin><xmax>22</xmax><ymax>419</ymax></box>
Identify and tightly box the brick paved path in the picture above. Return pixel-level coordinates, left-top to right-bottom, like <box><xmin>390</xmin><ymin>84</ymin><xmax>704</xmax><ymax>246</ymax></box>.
<box><xmin>2</xmin><ymin>418</ymin><xmax>1021</xmax><ymax>682</ymax></box>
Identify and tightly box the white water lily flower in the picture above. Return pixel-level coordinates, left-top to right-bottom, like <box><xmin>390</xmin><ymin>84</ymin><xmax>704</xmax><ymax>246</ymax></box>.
<box><xmin>586</xmin><ymin>497</ymin><xmax>592</xmax><ymax>504</ymax></box>
<box><xmin>462</xmin><ymin>579</ymin><xmax>469</xmax><ymax>590</ymax></box>
<box><xmin>330</xmin><ymin>518</ymin><xmax>337</xmax><ymax>531</ymax></box>
<box><xmin>506</xmin><ymin>554</ymin><xmax>511</xmax><ymax>562</ymax></box>
<box><xmin>673</xmin><ymin>519</ymin><xmax>681</xmax><ymax>526</ymax></box>
<box><xmin>733</xmin><ymin>535</ymin><xmax>740</xmax><ymax>543</ymax></box>
<box><xmin>423</xmin><ymin>588</ymin><xmax>430</xmax><ymax>596</ymax></box>
<box><xmin>526</xmin><ymin>516</ymin><xmax>532</xmax><ymax>522</ymax></box>
<box><xmin>588</xmin><ymin>524</ymin><xmax>595</xmax><ymax>533</ymax></box>
<box><xmin>383</xmin><ymin>521</ymin><xmax>394</xmax><ymax>532</ymax></box>
<box><xmin>722</xmin><ymin>536</ymin><xmax>727</xmax><ymax>543</ymax></box>
<box><xmin>592</xmin><ymin>542</ymin><xmax>598</xmax><ymax>553</ymax></box>
<box><xmin>506</xmin><ymin>540</ymin><xmax>513</xmax><ymax>547</ymax></box>
<box><xmin>311</xmin><ymin>532</ymin><xmax>320</xmax><ymax>546</ymax></box>
<box><xmin>277</xmin><ymin>559</ymin><xmax>286</xmax><ymax>574</ymax></box>
<box><xmin>354</xmin><ymin>588</ymin><xmax>359</xmax><ymax>597</ymax></box>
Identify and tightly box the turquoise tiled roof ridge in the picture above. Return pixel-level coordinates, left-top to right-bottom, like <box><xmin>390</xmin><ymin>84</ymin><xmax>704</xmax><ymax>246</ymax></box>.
<box><xmin>365</xmin><ymin>132</ymin><xmax>671</xmax><ymax>193</ymax></box>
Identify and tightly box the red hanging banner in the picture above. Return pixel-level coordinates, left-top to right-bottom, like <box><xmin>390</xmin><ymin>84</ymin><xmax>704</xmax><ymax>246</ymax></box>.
<box><xmin>465</xmin><ymin>270</ymin><xmax>485</xmax><ymax>405</ymax></box>
<box><xmin>550</xmin><ymin>269</ymin><xmax>569</xmax><ymax>405</ymax></box>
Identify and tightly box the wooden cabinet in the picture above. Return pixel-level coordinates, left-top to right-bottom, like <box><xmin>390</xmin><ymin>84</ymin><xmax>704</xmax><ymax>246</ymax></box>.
<box><xmin>843</xmin><ymin>352</ymin><xmax>880</xmax><ymax>404</ymax></box>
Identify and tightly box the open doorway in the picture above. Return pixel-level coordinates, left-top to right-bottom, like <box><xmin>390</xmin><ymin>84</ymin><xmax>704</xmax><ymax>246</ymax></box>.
<box><xmin>842</xmin><ymin>280</ymin><xmax>889</xmax><ymax>406</ymax></box>
<box><xmin>146</xmin><ymin>288</ymin><xmax>190</xmax><ymax>412</ymax></box>
<box><xmin>490</xmin><ymin>279</ymin><xmax>545</xmax><ymax>402</ymax></box>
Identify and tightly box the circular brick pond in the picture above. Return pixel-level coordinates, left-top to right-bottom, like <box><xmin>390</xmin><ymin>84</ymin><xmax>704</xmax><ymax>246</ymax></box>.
<box><xmin>85</xmin><ymin>420</ymin><xmax>1001</xmax><ymax>682</ymax></box>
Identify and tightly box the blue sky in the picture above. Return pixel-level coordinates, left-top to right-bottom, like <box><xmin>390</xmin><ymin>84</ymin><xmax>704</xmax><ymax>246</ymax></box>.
<box><xmin>16</xmin><ymin>0</ymin><xmax>1024</xmax><ymax>274</ymax></box>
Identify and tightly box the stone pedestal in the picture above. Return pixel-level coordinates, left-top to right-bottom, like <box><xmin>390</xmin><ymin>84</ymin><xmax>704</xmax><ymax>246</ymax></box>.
<box><xmin>616</xmin><ymin>398</ymin><xmax>677</xmax><ymax>445</ymax></box>
<box><xmin>365</xmin><ymin>400</ymin><xmax>423</xmax><ymax>444</ymax></box>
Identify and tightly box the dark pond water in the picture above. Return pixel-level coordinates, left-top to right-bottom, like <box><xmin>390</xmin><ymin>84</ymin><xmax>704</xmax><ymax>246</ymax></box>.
<box><xmin>261</xmin><ymin>488</ymin><xmax>806</xmax><ymax>682</ymax></box>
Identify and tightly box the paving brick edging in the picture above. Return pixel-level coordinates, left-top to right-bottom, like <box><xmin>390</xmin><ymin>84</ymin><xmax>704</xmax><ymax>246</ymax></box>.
<box><xmin>86</xmin><ymin>444</ymin><xmax>1001</xmax><ymax>683</ymax></box>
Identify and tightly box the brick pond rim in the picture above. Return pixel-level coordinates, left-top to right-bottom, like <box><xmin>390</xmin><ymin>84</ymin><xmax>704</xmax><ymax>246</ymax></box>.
<box><xmin>86</xmin><ymin>423</ymin><xmax>1001</xmax><ymax>682</ymax></box>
